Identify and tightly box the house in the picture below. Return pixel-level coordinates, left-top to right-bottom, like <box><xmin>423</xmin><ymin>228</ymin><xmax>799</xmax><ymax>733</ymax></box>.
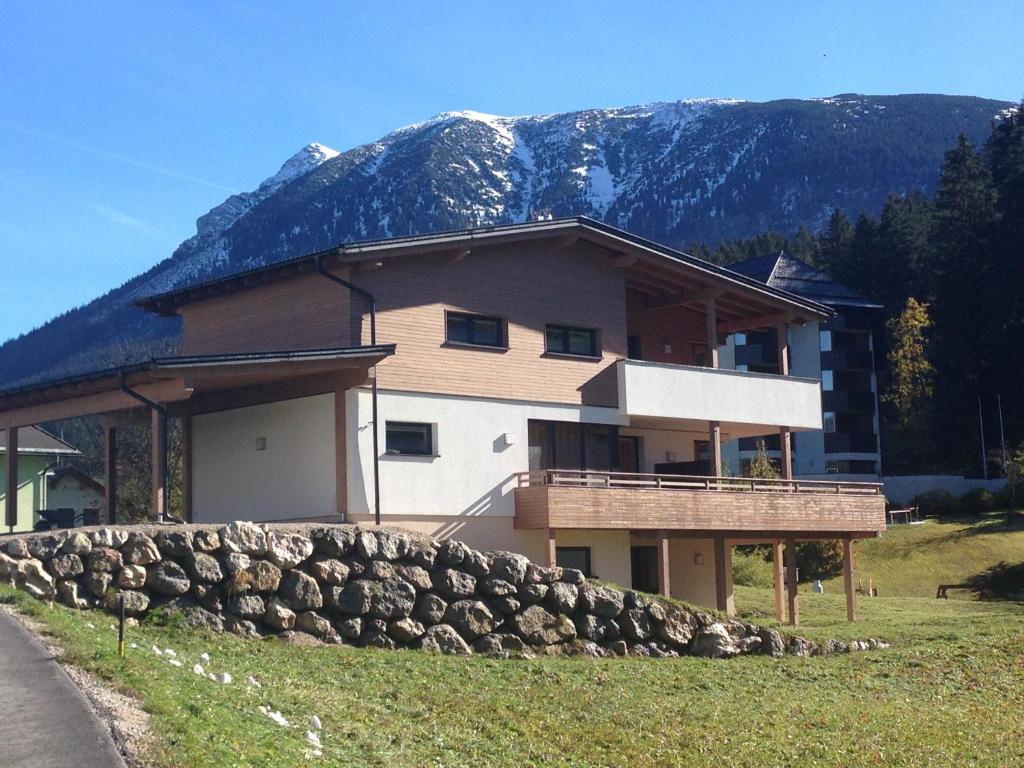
<box><xmin>0</xmin><ymin>426</ymin><xmax>81</xmax><ymax>532</ymax></box>
<box><xmin>46</xmin><ymin>465</ymin><xmax>105</xmax><ymax>521</ymax></box>
<box><xmin>0</xmin><ymin>218</ymin><xmax>885</xmax><ymax>623</ymax></box>
<box><xmin>721</xmin><ymin>252</ymin><xmax>883</xmax><ymax>479</ymax></box>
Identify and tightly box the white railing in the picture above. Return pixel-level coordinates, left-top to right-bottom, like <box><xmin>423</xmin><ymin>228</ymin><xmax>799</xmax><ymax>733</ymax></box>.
<box><xmin>515</xmin><ymin>469</ymin><xmax>883</xmax><ymax>496</ymax></box>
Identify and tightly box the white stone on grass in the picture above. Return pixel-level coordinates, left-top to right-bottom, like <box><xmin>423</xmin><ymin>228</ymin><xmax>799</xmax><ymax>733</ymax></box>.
<box><xmin>216</xmin><ymin>672</ymin><xmax>232</xmax><ymax>684</ymax></box>
<box><xmin>200</xmin><ymin>652</ymin><xmax>210</xmax><ymax>662</ymax></box>
<box><xmin>164</xmin><ymin>648</ymin><xmax>176</xmax><ymax>658</ymax></box>
<box><xmin>306</xmin><ymin>731</ymin><xmax>322</xmax><ymax>748</ymax></box>
<box><xmin>192</xmin><ymin>664</ymin><xmax>205</xmax><ymax>675</ymax></box>
<box><xmin>310</xmin><ymin>715</ymin><xmax>322</xmax><ymax>730</ymax></box>
<box><xmin>152</xmin><ymin>646</ymin><xmax>163</xmax><ymax>656</ymax></box>
<box><xmin>267</xmin><ymin>710</ymin><xmax>288</xmax><ymax>726</ymax></box>
<box><xmin>168</xmin><ymin>659</ymin><xmax>183</xmax><ymax>667</ymax></box>
<box><xmin>246</xmin><ymin>676</ymin><xmax>262</xmax><ymax>688</ymax></box>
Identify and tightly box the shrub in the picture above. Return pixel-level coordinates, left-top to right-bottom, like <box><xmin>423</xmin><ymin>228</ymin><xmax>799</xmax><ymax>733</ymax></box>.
<box><xmin>910</xmin><ymin>490</ymin><xmax>961</xmax><ymax>518</ymax></box>
<box><xmin>964</xmin><ymin>561</ymin><xmax>1024</xmax><ymax>600</ymax></box>
<box><xmin>731</xmin><ymin>549</ymin><xmax>773</xmax><ymax>588</ymax></box>
<box><xmin>796</xmin><ymin>541</ymin><xmax>844</xmax><ymax>581</ymax></box>
<box><xmin>960</xmin><ymin>488</ymin><xmax>998</xmax><ymax>515</ymax></box>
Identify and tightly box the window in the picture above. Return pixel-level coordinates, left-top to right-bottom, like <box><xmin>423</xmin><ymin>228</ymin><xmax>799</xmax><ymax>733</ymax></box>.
<box><xmin>735</xmin><ymin>364</ymin><xmax>749</xmax><ymax>372</ymax></box>
<box><xmin>385</xmin><ymin>422</ymin><xmax>434</xmax><ymax>456</ymax></box>
<box><xmin>545</xmin><ymin>324</ymin><xmax>598</xmax><ymax>357</ymax></box>
<box><xmin>821</xmin><ymin>370</ymin><xmax>834</xmax><ymax>391</ymax></box>
<box><xmin>819</xmin><ymin>330</ymin><xmax>832</xmax><ymax>352</ymax></box>
<box><xmin>556</xmin><ymin>547</ymin><xmax>592</xmax><ymax>577</ymax></box>
<box><xmin>528</xmin><ymin>419</ymin><xmax>621</xmax><ymax>471</ymax></box>
<box><xmin>823</xmin><ymin>411</ymin><xmax>837</xmax><ymax>433</ymax></box>
<box><xmin>734</xmin><ymin>333</ymin><xmax>747</xmax><ymax>346</ymax></box>
<box><xmin>627</xmin><ymin>334</ymin><xmax>642</xmax><ymax>360</ymax></box>
<box><xmin>446</xmin><ymin>312</ymin><xmax>505</xmax><ymax>348</ymax></box>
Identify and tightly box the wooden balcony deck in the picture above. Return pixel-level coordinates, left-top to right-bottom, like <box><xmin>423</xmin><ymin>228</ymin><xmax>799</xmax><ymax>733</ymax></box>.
<box><xmin>513</xmin><ymin>470</ymin><xmax>886</xmax><ymax>538</ymax></box>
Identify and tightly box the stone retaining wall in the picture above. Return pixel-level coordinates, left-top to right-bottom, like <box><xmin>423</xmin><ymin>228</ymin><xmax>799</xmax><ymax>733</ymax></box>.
<box><xmin>0</xmin><ymin>522</ymin><xmax>885</xmax><ymax>659</ymax></box>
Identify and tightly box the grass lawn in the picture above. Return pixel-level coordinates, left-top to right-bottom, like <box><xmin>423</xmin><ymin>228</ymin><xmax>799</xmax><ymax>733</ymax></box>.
<box><xmin>3</xmin><ymin>580</ymin><xmax>1024</xmax><ymax>768</ymax></box>
<box><xmin>820</xmin><ymin>513</ymin><xmax>1024</xmax><ymax>598</ymax></box>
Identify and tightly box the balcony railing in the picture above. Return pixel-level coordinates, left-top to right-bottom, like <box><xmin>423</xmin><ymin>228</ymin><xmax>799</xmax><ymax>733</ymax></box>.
<box><xmin>515</xmin><ymin>469</ymin><xmax>883</xmax><ymax>496</ymax></box>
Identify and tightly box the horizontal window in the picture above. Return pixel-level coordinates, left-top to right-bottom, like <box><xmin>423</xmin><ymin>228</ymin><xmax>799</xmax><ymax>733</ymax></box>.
<box><xmin>556</xmin><ymin>546</ymin><xmax>592</xmax><ymax>578</ymax></box>
<box><xmin>545</xmin><ymin>324</ymin><xmax>598</xmax><ymax>357</ymax></box>
<box><xmin>385</xmin><ymin>422</ymin><xmax>434</xmax><ymax>456</ymax></box>
<box><xmin>445</xmin><ymin>312</ymin><xmax>505</xmax><ymax>348</ymax></box>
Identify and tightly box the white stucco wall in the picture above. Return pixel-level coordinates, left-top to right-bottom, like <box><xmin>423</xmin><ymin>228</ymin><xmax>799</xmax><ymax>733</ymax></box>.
<box><xmin>347</xmin><ymin>388</ymin><xmax>623</xmax><ymax>518</ymax></box>
<box><xmin>47</xmin><ymin>477</ymin><xmax>104</xmax><ymax>513</ymax></box>
<box><xmin>192</xmin><ymin>394</ymin><xmax>336</xmax><ymax>523</ymax></box>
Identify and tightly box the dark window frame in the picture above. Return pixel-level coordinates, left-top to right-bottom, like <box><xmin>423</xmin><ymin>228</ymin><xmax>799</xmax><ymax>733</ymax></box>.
<box><xmin>385</xmin><ymin>421</ymin><xmax>435</xmax><ymax>456</ymax></box>
<box><xmin>544</xmin><ymin>324</ymin><xmax>599</xmax><ymax>358</ymax></box>
<box><xmin>445</xmin><ymin>311</ymin><xmax>507</xmax><ymax>349</ymax></box>
<box><xmin>556</xmin><ymin>546</ymin><xmax>592</xmax><ymax>578</ymax></box>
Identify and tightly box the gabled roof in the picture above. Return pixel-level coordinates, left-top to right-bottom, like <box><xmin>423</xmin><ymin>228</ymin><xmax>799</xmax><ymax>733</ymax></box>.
<box><xmin>136</xmin><ymin>217</ymin><xmax>833</xmax><ymax>322</ymax></box>
<box><xmin>46</xmin><ymin>465</ymin><xmax>105</xmax><ymax>495</ymax></box>
<box><xmin>728</xmin><ymin>252</ymin><xmax>882</xmax><ymax>309</ymax></box>
<box><xmin>0</xmin><ymin>425</ymin><xmax>80</xmax><ymax>455</ymax></box>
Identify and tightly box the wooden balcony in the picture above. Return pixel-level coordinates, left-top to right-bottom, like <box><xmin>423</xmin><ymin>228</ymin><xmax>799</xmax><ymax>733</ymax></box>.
<box><xmin>513</xmin><ymin>470</ymin><xmax>886</xmax><ymax>538</ymax></box>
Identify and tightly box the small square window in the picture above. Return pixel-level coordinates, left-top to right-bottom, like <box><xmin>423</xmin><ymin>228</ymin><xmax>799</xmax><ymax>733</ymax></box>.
<box><xmin>545</xmin><ymin>324</ymin><xmax>598</xmax><ymax>357</ymax></box>
<box><xmin>556</xmin><ymin>546</ymin><xmax>592</xmax><ymax>577</ymax></box>
<box><xmin>821</xmin><ymin>370</ymin><xmax>834</xmax><ymax>391</ymax></box>
<box><xmin>446</xmin><ymin>312</ymin><xmax>505</xmax><ymax>348</ymax></box>
<box><xmin>823</xmin><ymin>411</ymin><xmax>837</xmax><ymax>433</ymax></box>
<box><xmin>385</xmin><ymin>422</ymin><xmax>434</xmax><ymax>456</ymax></box>
<box><xmin>734</xmin><ymin>333</ymin><xmax>747</xmax><ymax>346</ymax></box>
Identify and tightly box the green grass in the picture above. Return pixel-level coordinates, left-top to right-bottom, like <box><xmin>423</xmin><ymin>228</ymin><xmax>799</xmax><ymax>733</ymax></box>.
<box><xmin>4</xmin><ymin>580</ymin><xmax>1024</xmax><ymax>767</ymax></box>
<box><xmin>820</xmin><ymin>513</ymin><xmax>1024</xmax><ymax>598</ymax></box>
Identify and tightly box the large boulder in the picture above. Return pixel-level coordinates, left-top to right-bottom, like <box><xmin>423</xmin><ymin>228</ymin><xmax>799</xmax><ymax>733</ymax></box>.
<box><xmin>444</xmin><ymin>600</ymin><xmax>497</xmax><ymax>639</ymax></box>
<box><xmin>313</xmin><ymin>527</ymin><xmax>356</xmax><ymax>557</ymax></box>
<box><xmin>279</xmin><ymin>570</ymin><xmax>323</xmax><ymax>612</ymax></box>
<box><xmin>267</xmin><ymin>533</ymin><xmax>314</xmax><ymax>569</ymax></box>
<box><xmin>122</xmin><ymin>533</ymin><xmax>160</xmax><ymax>565</ymax></box>
<box><xmin>247</xmin><ymin>560</ymin><xmax>282</xmax><ymax>592</ymax></box>
<box><xmin>90</xmin><ymin>528</ymin><xmax>129</xmax><ymax>549</ymax></box>
<box><xmin>28</xmin><ymin>533</ymin><xmax>65</xmax><ymax>561</ymax></box>
<box><xmin>263</xmin><ymin>597</ymin><xmax>296</xmax><ymax>630</ymax></box>
<box><xmin>19</xmin><ymin>559</ymin><xmax>56</xmax><ymax>598</ymax></box>
<box><xmin>155</xmin><ymin>530</ymin><xmax>193</xmax><ymax>558</ymax></box>
<box><xmin>578</xmin><ymin>584</ymin><xmax>624</xmax><ymax>618</ymax></box>
<box><xmin>367</xmin><ymin>579</ymin><xmax>417</xmax><ymax>619</ymax></box>
<box><xmin>192</xmin><ymin>529</ymin><xmax>220</xmax><ymax>552</ymax></box>
<box><xmin>374</xmin><ymin>529</ymin><xmax>410</xmax><ymax>561</ymax></box>
<box><xmin>758</xmin><ymin>627</ymin><xmax>786</xmax><ymax>658</ymax></box>
<box><xmin>220</xmin><ymin>521</ymin><xmax>268</xmax><ymax>555</ymax></box>
<box><xmin>117</xmin><ymin>564</ymin><xmax>147</xmax><ymax>589</ymax></box>
<box><xmin>405</xmin><ymin>538</ymin><xmax>437</xmax><ymax>569</ymax></box>
<box><xmin>296</xmin><ymin>611</ymin><xmax>334</xmax><ymax>639</ymax></box>
<box><xmin>691</xmin><ymin>623</ymin><xmax>741</xmax><ymax>659</ymax></box>
<box><xmin>5</xmin><ymin>539</ymin><xmax>29</xmax><ymax>558</ymax></box>
<box><xmin>479</xmin><ymin>578</ymin><xmax>517</xmax><ymax>597</ymax></box>
<box><xmin>545</xmin><ymin>582</ymin><xmax>578</xmax><ymax>614</ymax></box>
<box><xmin>489</xmin><ymin>552</ymin><xmax>530</xmax><ymax>585</ymax></box>
<box><xmin>420</xmin><ymin>624</ymin><xmax>472</xmax><ymax>655</ymax></box>
<box><xmin>87</xmin><ymin>547</ymin><xmax>122</xmax><ymax>573</ymax></box>
<box><xmin>508</xmin><ymin>605</ymin><xmax>576</xmax><ymax>645</ymax></box>
<box><xmin>657</xmin><ymin>610</ymin><xmax>697</xmax><ymax>648</ymax></box>
<box><xmin>84</xmin><ymin>571</ymin><xmax>112</xmax><ymax>599</ymax></box>
<box><xmin>364</xmin><ymin>560</ymin><xmax>396</xmax><ymax>582</ymax></box>
<box><xmin>47</xmin><ymin>554</ymin><xmax>84</xmax><ymax>580</ymax></box>
<box><xmin>388</xmin><ymin>617</ymin><xmax>426</xmax><ymax>643</ymax></box>
<box><xmin>620</xmin><ymin>609</ymin><xmax>653</xmax><ymax>642</ymax></box>
<box><xmin>308</xmin><ymin>556</ymin><xmax>350</xmax><ymax>586</ymax></box>
<box><xmin>105</xmin><ymin>589</ymin><xmax>150</xmax><ymax>617</ymax></box>
<box><xmin>147</xmin><ymin>561</ymin><xmax>190</xmax><ymax>596</ymax></box>
<box><xmin>57</xmin><ymin>579</ymin><xmax>90</xmax><ymax>610</ymax></box>
<box><xmin>413</xmin><ymin>593</ymin><xmax>448</xmax><ymax>625</ymax></box>
<box><xmin>60</xmin><ymin>532</ymin><xmax>92</xmax><ymax>556</ymax></box>
<box><xmin>431</xmin><ymin>569</ymin><xmax>476</xmax><ymax>600</ymax></box>
<box><xmin>185</xmin><ymin>552</ymin><xmax>223</xmax><ymax>583</ymax></box>
<box><xmin>355</xmin><ymin>531</ymin><xmax>379</xmax><ymax>560</ymax></box>
<box><xmin>226</xmin><ymin>594</ymin><xmax>266</xmax><ymax>620</ymax></box>
<box><xmin>437</xmin><ymin>539</ymin><xmax>469</xmax><ymax>566</ymax></box>
<box><xmin>395</xmin><ymin>564</ymin><xmax>431</xmax><ymax>591</ymax></box>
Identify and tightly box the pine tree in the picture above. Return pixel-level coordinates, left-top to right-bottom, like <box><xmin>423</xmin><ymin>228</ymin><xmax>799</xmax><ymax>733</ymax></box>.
<box><xmin>818</xmin><ymin>208</ymin><xmax>854</xmax><ymax>274</ymax></box>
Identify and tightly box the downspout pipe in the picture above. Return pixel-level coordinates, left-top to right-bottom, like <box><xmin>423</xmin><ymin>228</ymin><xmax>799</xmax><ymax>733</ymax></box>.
<box><xmin>118</xmin><ymin>371</ymin><xmax>182</xmax><ymax>524</ymax></box>
<box><xmin>315</xmin><ymin>254</ymin><xmax>382</xmax><ymax>526</ymax></box>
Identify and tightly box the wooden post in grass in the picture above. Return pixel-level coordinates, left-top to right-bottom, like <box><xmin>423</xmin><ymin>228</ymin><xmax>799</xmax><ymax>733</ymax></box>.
<box><xmin>785</xmin><ymin>538</ymin><xmax>799</xmax><ymax>626</ymax></box>
<box><xmin>118</xmin><ymin>594</ymin><xmax>126</xmax><ymax>658</ymax></box>
<box><xmin>772</xmin><ymin>540</ymin><xmax>786</xmax><ymax>622</ymax></box>
<box><xmin>843</xmin><ymin>539</ymin><xmax>857</xmax><ymax>622</ymax></box>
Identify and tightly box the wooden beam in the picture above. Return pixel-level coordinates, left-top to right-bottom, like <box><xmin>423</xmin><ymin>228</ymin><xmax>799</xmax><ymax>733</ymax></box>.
<box><xmin>610</xmin><ymin>253</ymin><xmax>638</xmax><ymax>268</ymax></box>
<box><xmin>0</xmin><ymin>379</ymin><xmax>192</xmax><ymax>430</ymax></box>
<box><xmin>705</xmin><ymin>296</ymin><xmax>720</xmax><ymax>368</ymax></box>
<box><xmin>718</xmin><ymin>311</ymin><xmax>795</xmax><ymax>335</ymax></box>
<box><xmin>151</xmin><ymin>409</ymin><xmax>166</xmax><ymax>522</ymax></box>
<box><xmin>5</xmin><ymin>427</ymin><xmax>18</xmax><ymax>530</ymax></box>
<box><xmin>772</xmin><ymin>540</ymin><xmax>786</xmax><ymax>622</ymax></box>
<box><xmin>643</xmin><ymin>285</ymin><xmax>723</xmax><ymax>311</ymax></box>
<box><xmin>843</xmin><ymin>538</ymin><xmax>857</xmax><ymax>622</ymax></box>
<box><xmin>545</xmin><ymin>528</ymin><xmax>557</xmax><ymax>568</ymax></box>
<box><xmin>713</xmin><ymin>535</ymin><xmax>729</xmax><ymax>613</ymax></box>
<box><xmin>779</xmin><ymin>427</ymin><xmax>793</xmax><ymax>480</ymax></box>
<box><xmin>785</xmin><ymin>538</ymin><xmax>800</xmax><ymax>626</ymax></box>
<box><xmin>104</xmin><ymin>426</ymin><xmax>117</xmax><ymax>525</ymax></box>
<box><xmin>657</xmin><ymin>531</ymin><xmax>671</xmax><ymax>597</ymax></box>
<box><xmin>181</xmin><ymin>416</ymin><xmax>192</xmax><ymax>523</ymax></box>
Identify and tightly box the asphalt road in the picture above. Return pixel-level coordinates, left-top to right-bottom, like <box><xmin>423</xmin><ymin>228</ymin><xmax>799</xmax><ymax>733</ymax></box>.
<box><xmin>0</xmin><ymin>608</ymin><xmax>125</xmax><ymax>768</ymax></box>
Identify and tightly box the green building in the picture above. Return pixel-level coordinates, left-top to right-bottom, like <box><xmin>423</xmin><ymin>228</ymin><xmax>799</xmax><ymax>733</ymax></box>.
<box><xmin>1</xmin><ymin>427</ymin><xmax>80</xmax><ymax>533</ymax></box>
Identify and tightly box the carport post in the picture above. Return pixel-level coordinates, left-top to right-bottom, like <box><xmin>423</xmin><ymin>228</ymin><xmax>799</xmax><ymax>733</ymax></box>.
<box><xmin>843</xmin><ymin>538</ymin><xmax>857</xmax><ymax>622</ymax></box>
<box><xmin>5</xmin><ymin>427</ymin><xmax>17</xmax><ymax>531</ymax></box>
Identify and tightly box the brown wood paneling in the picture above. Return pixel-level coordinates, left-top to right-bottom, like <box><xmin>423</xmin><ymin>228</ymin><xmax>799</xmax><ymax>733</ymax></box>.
<box><xmin>514</xmin><ymin>486</ymin><xmax>886</xmax><ymax>534</ymax></box>
<box><xmin>355</xmin><ymin>240</ymin><xmax>629</xmax><ymax>406</ymax></box>
<box><xmin>626</xmin><ymin>289</ymin><xmax>710</xmax><ymax>366</ymax></box>
<box><xmin>180</xmin><ymin>270</ymin><xmax>352</xmax><ymax>355</ymax></box>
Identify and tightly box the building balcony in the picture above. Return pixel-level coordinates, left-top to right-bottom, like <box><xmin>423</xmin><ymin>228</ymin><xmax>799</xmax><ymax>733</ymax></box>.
<box><xmin>513</xmin><ymin>470</ymin><xmax>886</xmax><ymax>536</ymax></box>
<box><xmin>616</xmin><ymin>359</ymin><xmax>822</xmax><ymax>436</ymax></box>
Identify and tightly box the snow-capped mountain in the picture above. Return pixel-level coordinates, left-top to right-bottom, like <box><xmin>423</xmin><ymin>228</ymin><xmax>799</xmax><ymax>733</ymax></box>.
<box><xmin>0</xmin><ymin>93</ymin><xmax>1010</xmax><ymax>387</ymax></box>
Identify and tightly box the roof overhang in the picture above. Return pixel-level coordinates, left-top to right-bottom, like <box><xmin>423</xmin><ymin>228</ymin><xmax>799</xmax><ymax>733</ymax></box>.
<box><xmin>136</xmin><ymin>217</ymin><xmax>832</xmax><ymax>330</ymax></box>
<box><xmin>0</xmin><ymin>345</ymin><xmax>394</xmax><ymax>430</ymax></box>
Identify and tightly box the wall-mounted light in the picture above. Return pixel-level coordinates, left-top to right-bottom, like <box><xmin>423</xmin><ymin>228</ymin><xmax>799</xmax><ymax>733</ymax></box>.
<box><xmin>255</xmin><ymin>437</ymin><xmax>267</xmax><ymax>451</ymax></box>
<box><xmin>502</xmin><ymin>432</ymin><xmax>516</xmax><ymax>447</ymax></box>
<box><xmin>694</xmin><ymin>553</ymin><xmax>704</xmax><ymax>565</ymax></box>
<box><xmin>662</xmin><ymin>342</ymin><xmax>673</xmax><ymax>354</ymax></box>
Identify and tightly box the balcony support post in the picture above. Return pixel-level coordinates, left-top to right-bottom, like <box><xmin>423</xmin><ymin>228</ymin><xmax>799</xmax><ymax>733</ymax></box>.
<box><xmin>545</xmin><ymin>528</ymin><xmax>557</xmax><ymax>569</ymax></box>
<box><xmin>5</xmin><ymin>427</ymin><xmax>18</xmax><ymax>532</ymax></box>
<box><xmin>843</xmin><ymin>538</ymin><xmax>857</xmax><ymax>622</ymax></box>
<box><xmin>785</xmin><ymin>537</ymin><xmax>799</xmax><ymax>626</ymax></box>
<box><xmin>713</xmin><ymin>535</ymin><xmax>731</xmax><ymax>615</ymax></box>
<box><xmin>779</xmin><ymin>427</ymin><xmax>793</xmax><ymax>481</ymax></box>
<box><xmin>104</xmin><ymin>425</ymin><xmax>117</xmax><ymax>525</ymax></box>
<box><xmin>150</xmin><ymin>408</ymin><xmax>166</xmax><ymax>522</ymax></box>
<box><xmin>772</xmin><ymin>540</ymin><xmax>786</xmax><ymax>622</ymax></box>
<box><xmin>776</xmin><ymin>321</ymin><xmax>790</xmax><ymax>376</ymax></box>
<box><xmin>705</xmin><ymin>297</ymin><xmax>719</xmax><ymax>368</ymax></box>
<box><xmin>657</xmin><ymin>531</ymin><xmax>671</xmax><ymax>597</ymax></box>
<box><xmin>709</xmin><ymin>420</ymin><xmax>722</xmax><ymax>478</ymax></box>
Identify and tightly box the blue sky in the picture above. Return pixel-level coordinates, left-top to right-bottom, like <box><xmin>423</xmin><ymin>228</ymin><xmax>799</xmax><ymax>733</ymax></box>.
<box><xmin>1</xmin><ymin>0</ymin><xmax>1021</xmax><ymax>343</ymax></box>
